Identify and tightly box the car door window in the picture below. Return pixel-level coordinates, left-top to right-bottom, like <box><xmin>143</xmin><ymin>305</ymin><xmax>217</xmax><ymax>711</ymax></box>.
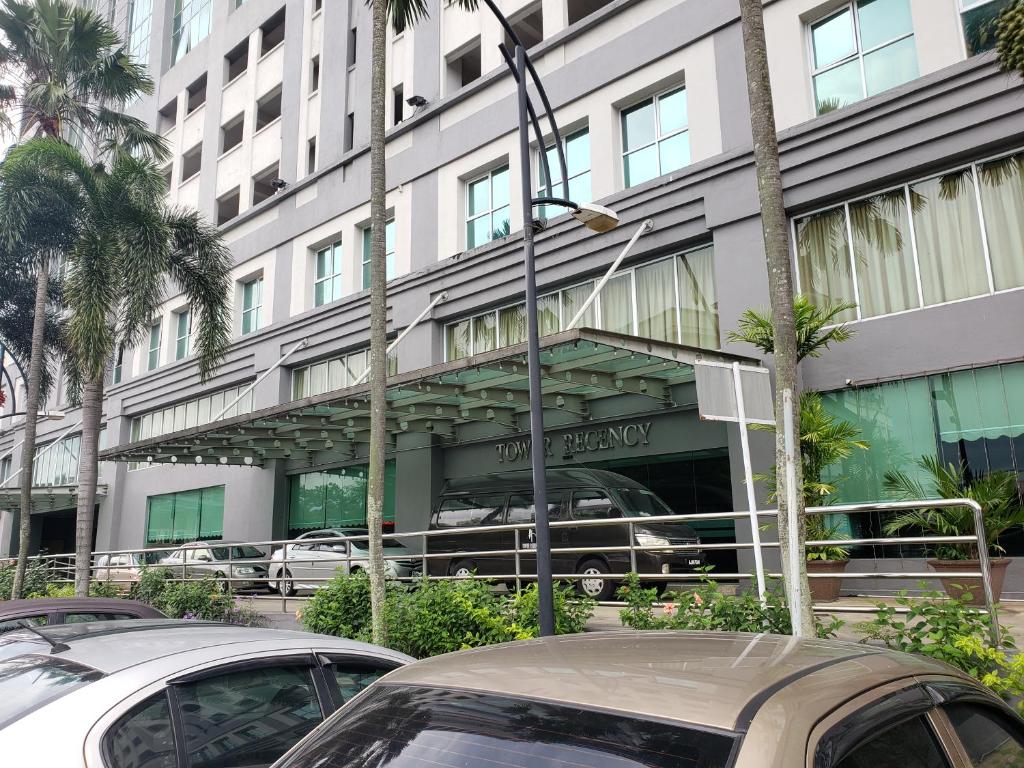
<box><xmin>836</xmin><ymin>715</ymin><xmax>950</xmax><ymax>768</ymax></box>
<box><xmin>104</xmin><ymin>693</ymin><xmax>177</xmax><ymax>768</ymax></box>
<box><xmin>436</xmin><ymin>496</ymin><xmax>506</xmax><ymax>528</ymax></box>
<box><xmin>946</xmin><ymin>703</ymin><xmax>1024</xmax><ymax>766</ymax></box>
<box><xmin>0</xmin><ymin>615</ymin><xmax>47</xmax><ymax>634</ymax></box>
<box><xmin>176</xmin><ymin>664</ymin><xmax>324</xmax><ymax>768</ymax></box>
<box><xmin>64</xmin><ymin>612</ymin><xmax>118</xmax><ymax>623</ymax></box>
<box><xmin>326</xmin><ymin>661</ymin><xmax>396</xmax><ymax>706</ymax></box>
<box><xmin>571</xmin><ymin>490</ymin><xmax>618</xmax><ymax>520</ymax></box>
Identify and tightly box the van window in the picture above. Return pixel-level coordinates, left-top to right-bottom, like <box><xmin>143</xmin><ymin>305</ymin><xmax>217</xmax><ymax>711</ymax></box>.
<box><xmin>613</xmin><ymin>488</ymin><xmax>673</xmax><ymax>518</ymax></box>
<box><xmin>571</xmin><ymin>491</ymin><xmax>617</xmax><ymax>520</ymax></box>
<box><xmin>507</xmin><ymin>495</ymin><xmax>563</xmax><ymax>525</ymax></box>
<box><xmin>436</xmin><ymin>497</ymin><xmax>506</xmax><ymax>528</ymax></box>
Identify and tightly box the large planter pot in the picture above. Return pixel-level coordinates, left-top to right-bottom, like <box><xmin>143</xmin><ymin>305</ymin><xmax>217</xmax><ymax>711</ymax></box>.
<box><xmin>928</xmin><ymin>557</ymin><xmax>1010</xmax><ymax>605</ymax></box>
<box><xmin>807</xmin><ymin>559</ymin><xmax>849</xmax><ymax>602</ymax></box>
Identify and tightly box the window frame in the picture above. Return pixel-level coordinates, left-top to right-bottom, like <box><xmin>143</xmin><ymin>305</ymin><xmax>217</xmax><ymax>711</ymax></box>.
<box><xmin>361</xmin><ymin>218</ymin><xmax>396</xmax><ymax>290</ymax></box>
<box><xmin>171</xmin><ymin>0</ymin><xmax>212</xmax><ymax>64</ymax></box>
<box><xmin>465</xmin><ymin>165</ymin><xmax>511</xmax><ymax>249</ymax></box>
<box><xmin>314</xmin><ymin>240</ymin><xmax>344</xmax><ymax>307</ymax></box>
<box><xmin>536</xmin><ymin>126</ymin><xmax>591</xmax><ymax>219</ymax></box>
<box><xmin>241</xmin><ymin>275</ymin><xmax>264</xmax><ymax>335</ymax></box>
<box><xmin>957</xmin><ymin>0</ymin><xmax>1013</xmax><ymax>57</ymax></box>
<box><xmin>805</xmin><ymin>0</ymin><xmax>917</xmax><ymax>115</ymax></box>
<box><xmin>619</xmin><ymin>85</ymin><xmax>689</xmax><ymax>188</ymax></box>
<box><xmin>147</xmin><ymin>320</ymin><xmax>162</xmax><ymax>371</ymax></box>
<box><xmin>174</xmin><ymin>308</ymin><xmax>191</xmax><ymax>360</ymax></box>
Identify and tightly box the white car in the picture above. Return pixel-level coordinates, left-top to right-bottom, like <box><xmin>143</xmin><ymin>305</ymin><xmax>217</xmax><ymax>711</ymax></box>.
<box><xmin>269</xmin><ymin>529</ymin><xmax>420</xmax><ymax>595</ymax></box>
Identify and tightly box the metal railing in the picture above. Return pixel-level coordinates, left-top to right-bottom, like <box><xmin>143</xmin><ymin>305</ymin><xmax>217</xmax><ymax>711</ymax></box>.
<box><xmin>2</xmin><ymin>497</ymin><xmax>1000</xmax><ymax>645</ymax></box>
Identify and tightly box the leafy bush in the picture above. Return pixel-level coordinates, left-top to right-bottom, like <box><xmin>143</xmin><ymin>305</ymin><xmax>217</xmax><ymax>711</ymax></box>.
<box><xmin>159</xmin><ymin>578</ymin><xmax>234</xmax><ymax>620</ymax></box>
<box><xmin>617</xmin><ymin>572</ymin><xmax>844</xmax><ymax>639</ymax></box>
<box><xmin>131</xmin><ymin>567</ymin><xmax>173</xmax><ymax>606</ymax></box>
<box><xmin>0</xmin><ymin>561</ymin><xmax>54</xmax><ymax>599</ymax></box>
<box><xmin>300</xmin><ymin>573</ymin><xmax>596</xmax><ymax>658</ymax></box>
<box><xmin>952</xmin><ymin>636</ymin><xmax>1024</xmax><ymax>715</ymax></box>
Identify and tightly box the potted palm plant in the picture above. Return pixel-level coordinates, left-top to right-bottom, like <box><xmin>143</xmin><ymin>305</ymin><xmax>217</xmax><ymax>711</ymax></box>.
<box><xmin>884</xmin><ymin>456</ymin><xmax>1024</xmax><ymax>604</ymax></box>
<box><xmin>805</xmin><ymin>516</ymin><xmax>850</xmax><ymax>602</ymax></box>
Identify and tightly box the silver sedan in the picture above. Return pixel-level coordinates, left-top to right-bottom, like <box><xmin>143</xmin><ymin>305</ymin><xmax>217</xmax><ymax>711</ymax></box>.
<box><xmin>0</xmin><ymin>619</ymin><xmax>411</xmax><ymax>767</ymax></box>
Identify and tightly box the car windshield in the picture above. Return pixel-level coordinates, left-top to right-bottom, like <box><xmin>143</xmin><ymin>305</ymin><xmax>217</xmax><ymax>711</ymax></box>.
<box><xmin>277</xmin><ymin>684</ymin><xmax>736</xmax><ymax>768</ymax></box>
<box><xmin>613</xmin><ymin>488</ymin><xmax>673</xmax><ymax>517</ymax></box>
<box><xmin>0</xmin><ymin>654</ymin><xmax>103</xmax><ymax>728</ymax></box>
<box><xmin>211</xmin><ymin>546</ymin><xmax>266</xmax><ymax>560</ymax></box>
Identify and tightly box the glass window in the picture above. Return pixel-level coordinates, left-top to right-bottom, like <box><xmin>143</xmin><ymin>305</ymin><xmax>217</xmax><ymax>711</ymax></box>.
<box><xmin>677</xmin><ymin>246</ymin><xmax>719</xmax><ymax>348</ymax></box>
<box><xmin>795</xmin><ymin>206</ymin><xmax>858</xmax><ymax>318</ymax></box>
<box><xmin>978</xmin><ymin>152</ymin><xmax>1024</xmax><ymax>291</ymax></box>
<box><xmin>241</xmin><ymin>277</ymin><xmax>263</xmax><ymax>335</ymax></box>
<box><xmin>361</xmin><ymin>219</ymin><xmax>396</xmax><ymax>290</ymax></box>
<box><xmin>571</xmin><ymin>490</ymin><xmax>617</xmax><ymax>520</ymax></box>
<box><xmin>127</xmin><ymin>0</ymin><xmax>154</xmax><ymax>69</ymax></box>
<box><xmin>621</xmin><ymin>87</ymin><xmax>689</xmax><ymax>188</ymax></box>
<box><xmin>275</xmin><ymin>685</ymin><xmax>737</xmax><ymax>768</ymax></box>
<box><xmin>0</xmin><ymin>656</ymin><xmax>102</xmax><ymax>730</ymax></box>
<box><xmin>288</xmin><ymin>462</ymin><xmax>397</xmax><ymax>537</ymax></box>
<box><xmin>850</xmin><ymin>190</ymin><xmax>919</xmax><ymax>317</ymax></box>
<box><xmin>961</xmin><ymin>0</ymin><xmax>1015</xmax><ymax>56</ymax></box>
<box><xmin>171</xmin><ymin>0</ymin><xmax>212</xmax><ymax>64</ymax></box>
<box><xmin>177</xmin><ymin>664</ymin><xmax>323</xmax><ymax>768</ymax></box>
<box><xmin>466</xmin><ymin>166</ymin><xmax>511</xmax><ymax>248</ymax></box>
<box><xmin>145</xmin><ymin>485</ymin><xmax>224</xmax><ymax>546</ymax></box>
<box><xmin>810</xmin><ymin>0</ymin><xmax>918</xmax><ymax>115</ymax></box>
<box><xmin>600</xmin><ymin>272</ymin><xmax>634</xmax><ymax>335</ymax></box>
<box><xmin>315</xmin><ymin>241</ymin><xmax>343</xmax><ymax>307</ymax></box>
<box><xmin>329</xmin><ymin>663</ymin><xmax>392</xmax><ymax>704</ymax></box>
<box><xmin>835</xmin><ymin>715</ymin><xmax>949</xmax><ymax>767</ymax></box>
<box><xmin>472</xmin><ymin>312</ymin><xmax>497</xmax><ymax>354</ymax></box>
<box><xmin>105</xmin><ymin>694</ymin><xmax>176</xmax><ymax>768</ymax></box>
<box><xmin>538</xmin><ymin>128</ymin><xmax>591</xmax><ymax>220</ymax></box>
<box><xmin>635</xmin><ymin>258</ymin><xmax>678</xmax><ymax>343</ymax></box>
<box><xmin>946</xmin><ymin>703</ymin><xmax>1024</xmax><ymax>766</ymax></box>
<box><xmin>0</xmin><ymin>615</ymin><xmax>47</xmax><ymax>635</ymax></box>
<box><xmin>435</xmin><ymin>496</ymin><xmax>506</xmax><ymax>528</ymax></box>
<box><xmin>147</xmin><ymin>321</ymin><xmax>161</xmax><ymax>371</ymax></box>
<box><xmin>445</xmin><ymin>319</ymin><xmax>471</xmax><ymax>361</ymax></box>
<box><xmin>175</xmin><ymin>309</ymin><xmax>191</xmax><ymax>360</ymax></box>
<box><xmin>113</xmin><ymin>346</ymin><xmax>124</xmax><ymax>384</ymax></box>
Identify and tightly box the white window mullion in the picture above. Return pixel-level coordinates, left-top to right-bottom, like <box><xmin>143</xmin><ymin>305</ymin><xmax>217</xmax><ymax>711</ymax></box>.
<box><xmin>672</xmin><ymin>253</ymin><xmax>684</xmax><ymax>345</ymax></box>
<box><xmin>970</xmin><ymin>161</ymin><xmax>996</xmax><ymax>294</ymax></box>
<box><xmin>628</xmin><ymin>269</ymin><xmax>640</xmax><ymax>336</ymax></box>
<box><xmin>790</xmin><ymin>217</ymin><xmax>802</xmax><ymax>295</ymax></box>
<box><xmin>843</xmin><ymin>202</ymin><xmax>862</xmax><ymax>320</ymax></box>
<box><xmin>851</xmin><ymin>3</ymin><xmax>869</xmax><ymax>99</ymax></box>
<box><xmin>904</xmin><ymin>184</ymin><xmax>925</xmax><ymax>308</ymax></box>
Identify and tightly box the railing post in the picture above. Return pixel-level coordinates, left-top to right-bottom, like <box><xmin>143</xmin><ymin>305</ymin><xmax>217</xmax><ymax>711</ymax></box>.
<box><xmin>227</xmin><ymin>545</ymin><xmax>233</xmax><ymax>595</ymax></box>
<box><xmin>421</xmin><ymin>533</ymin><xmax>428</xmax><ymax>581</ymax></box>
<box><xmin>514</xmin><ymin>528</ymin><xmax>522</xmax><ymax>593</ymax></box>
<box><xmin>969</xmin><ymin>499</ymin><xmax>1001</xmax><ymax>647</ymax></box>
<box><xmin>628</xmin><ymin>521</ymin><xmax>637</xmax><ymax>574</ymax></box>
<box><xmin>281</xmin><ymin>542</ymin><xmax>288</xmax><ymax>612</ymax></box>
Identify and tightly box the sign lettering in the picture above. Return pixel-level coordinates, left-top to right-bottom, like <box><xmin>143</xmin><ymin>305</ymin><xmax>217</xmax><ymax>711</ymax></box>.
<box><xmin>494</xmin><ymin>421</ymin><xmax>653</xmax><ymax>464</ymax></box>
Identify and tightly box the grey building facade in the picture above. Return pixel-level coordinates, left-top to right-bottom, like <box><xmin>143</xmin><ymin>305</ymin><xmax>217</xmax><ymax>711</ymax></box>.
<box><xmin>1</xmin><ymin>0</ymin><xmax>1022</xmax><ymax>588</ymax></box>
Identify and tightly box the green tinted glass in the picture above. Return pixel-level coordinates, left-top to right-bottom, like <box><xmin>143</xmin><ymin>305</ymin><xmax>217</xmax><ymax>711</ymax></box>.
<box><xmin>658</xmin><ymin>88</ymin><xmax>687</xmax><ymax>134</ymax></box>
<box><xmin>863</xmin><ymin>36</ymin><xmax>918</xmax><ymax>96</ymax></box>
<box><xmin>857</xmin><ymin>0</ymin><xmax>913</xmax><ymax>50</ymax></box>
<box><xmin>621</xmin><ymin>99</ymin><xmax>655</xmax><ymax>152</ymax></box>
<box><xmin>812</xmin><ymin>7</ymin><xmax>855</xmax><ymax>68</ymax></box>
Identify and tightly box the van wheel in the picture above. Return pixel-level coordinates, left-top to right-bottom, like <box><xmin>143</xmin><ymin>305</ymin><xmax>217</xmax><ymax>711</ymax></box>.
<box><xmin>450</xmin><ymin>560</ymin><xmax>477</xmax><ymax>579</ymax></box>
<box><xmin>576</xmin><ymin>559</ymin><xmax>614</xmax><ymax>601</ymax></box>
<box><xmin>215</xmin><ymin>572</ymin><xmax>231</xmax><ymax>594</ymax></box>
<box><xmin>278</xmin><ymin>568</ymin><xmax>296</xmax><ymax>597</ymax></box>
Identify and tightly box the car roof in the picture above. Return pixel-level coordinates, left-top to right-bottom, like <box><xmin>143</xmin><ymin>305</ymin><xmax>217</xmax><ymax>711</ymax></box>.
<box><xmin>441</xmin><ymin>468</ymin><xmax>647</xmax><ymax>495</ymax></box>
<box><xmin>0</xmin><ymin>618</ymin><xmax>408</xmax><ymax>674</ymax></box>
<box><xmin>381</xmin><ymin>631</ymin><xmax>962</xmax><ymax>731</ymax></box>
<box><xmin>0</xmin><ymin>598</ymin><xmax>164</xmax><ymax>619</ymax></box>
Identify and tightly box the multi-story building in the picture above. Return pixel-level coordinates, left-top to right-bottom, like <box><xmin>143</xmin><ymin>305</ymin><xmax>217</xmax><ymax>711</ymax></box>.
<box><xmin>1</xmin><ymin>0</ymin><xmax>1022</xmax><ymax>586</ymax></box>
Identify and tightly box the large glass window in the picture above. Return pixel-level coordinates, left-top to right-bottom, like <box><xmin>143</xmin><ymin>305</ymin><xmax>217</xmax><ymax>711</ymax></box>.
<box><xmin>292</xmin><ymin>348</ymin><xmax>397</xmax><ymax>399</ymax></box>
<box><xmin>466</xmin><ymin>166</ymin><xmax>511</xmax><ymax>248</ymax></box>
<box><xmin>105</xmin><ymin>694</ymin><xmax>176</xmax><ymax>768</ymax></box>
<box><xmin>314</xmin><ymin>241</ymin><xmax>343</xmax><ymax>307</ymax></box>
<box><xmin>171</xmin><ymin>0</ymin><xmax>212</xmax><ymax>64</ymax></box>
<box><xmin>147</xmin><ymin>321</ymin><xmax>161</xmax><ymax>371</ymax></box>
<box><xmin>145</xmin><ymin>485</ymin><xmax>224</xmax><ymax>546</ymax></box>
<box><xmin>537</xmin><ymin>128</ymin><xmax>591</xmax><ymax>220</ymax></box>
<box><xmin>960</xmin><ymin>0</ymin><xmax>1015</xmax><ymax>56</ymax></box>
<box><xmin>175</xmin><ymin>309</ymin><xmax>191</xmax><ymax>360</ymax></box>
<box><xmin>810</xmin><ymin>0</ymin><xmax>918</xmax><ymax>115</ymax></box>
<box><xmin>945</xmin><ymin>703</ymin><xmax>1024</xmax><ymax>766</ymax></box>
<box><xmin>32</xmin><ymin>433</ymin><xmax>82</xmax><ymax>486</ymax></box>
<box><xmin>241</xmin><ymin>276</ymin><xmax>263</xmax><ymax>335</ymax></box>
<box><xmin>361</xmin><ymin>219</ymin><xmax>396</xmax><ymax>290</ymax></box>
<box><xmin>834</xmin><ymin>715</ymin><xmax>948</xmax><ymax>767</ymax></box>
<box><xmin>621</xmin><ymin>87</ymin><xmax>689</xmax><ymax>188</ymax></box>
<box><xmin>794</xmin><ymin>149</ymin><xmax>1024</xmax><ymax>322</ymax></box>
<box><xmin>444</xmin><ymin>249</ymin><xmax>719</xmax><ymax>361</ymax></box>
<box><xmin>127</xmin><ymin>0</ymin><xmax>154</xmax><ymax>68</ymax></box>
<box><xmin>288</xmin><ymin>462</ymin><xmax>396</xmax><ymax>536</ymax></box>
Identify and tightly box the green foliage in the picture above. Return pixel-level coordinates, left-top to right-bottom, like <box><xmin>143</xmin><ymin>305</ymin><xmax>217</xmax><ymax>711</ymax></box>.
<box><xmin>0</xmin><ymin>561</ymin><xmax>51</xmax><ymax>598</ymax></box>
<box><xmin>883</xmin><ymin>456</ymin><xmax>1024</xmax><ymax>559</ymax></box>
<box><xmin>726</xmin><ymin>295</ymin><xmax>857</xmax><ymax>362</ymax></box>
<box><xmin>300</xmin><ymin>573</ymin><xmax>596</xmax><ymax>658</ymax></box>
<box><xmin>805</xmin><ymin>517</ymin><xmax>850</xmax><ymax>562</ymax></box>
<box><xmin>130</xmin><ymin>567</ymin><xmax>173</xmax><ymax>606</ymax></box>
<box><xmin>157</xmin><ymin>578</ymin><xmax>234</xmax><ymax>620</ymax></box>
<box><xmin>616</xmin><ymin>572</ymin><xmax>844</xmax><ymax>639</ymax></box>
<box><xmin>996</xmin><ymin>0</ymin><xmax>1024</xmax><ymax>80</ymax></box>
<box><xmin>952</xmin><ymin>636</ymin><xmax>1024</xmax><ymax>715</ymax></box>
<box><xmin>41</xmin><ymin>582</ymin><xmax>118</xmax><ymax>598</ymax></box>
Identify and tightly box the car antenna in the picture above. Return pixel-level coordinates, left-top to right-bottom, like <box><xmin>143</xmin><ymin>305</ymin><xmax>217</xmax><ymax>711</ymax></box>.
<box><xmin>17</xmin><ymin>620</ymin><xmax>71</xmax><ymax>653</ymax></box>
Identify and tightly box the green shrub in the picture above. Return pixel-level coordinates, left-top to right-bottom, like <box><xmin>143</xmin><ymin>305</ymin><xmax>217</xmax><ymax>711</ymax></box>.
<box><xmin>508</xmin><ymin>583</ymin><xmax>595</xmax><ymax>636</ymax></box>
<box><xmin>0</xmin><ymin>561</ymin><xmax>55</xmax><ymax>599</ymax></box>
<box><xmin>299</xmin><ymin>569</ymin><xmax>374</xmax><ymax>639</ymax></box>
<box><xmin>159</xmin><ymin>578</ymin><xmax>234</xmax><ymax>620</ymax></box>
<box><xmin>130</xmin><ymin>567</ymin><xmax>173</xmax><ymax>606</ymax></box>
<box><xmin>617</xmin><ymin>572</ymin><xmax>843</xmax><ymax>639</ymax></box>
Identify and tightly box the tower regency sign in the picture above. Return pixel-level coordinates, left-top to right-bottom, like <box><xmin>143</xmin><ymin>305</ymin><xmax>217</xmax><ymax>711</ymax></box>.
<box><xmin>494</xmin><ymin>420</ymin><xmax>654</xmax><ymax>464</ymax></box>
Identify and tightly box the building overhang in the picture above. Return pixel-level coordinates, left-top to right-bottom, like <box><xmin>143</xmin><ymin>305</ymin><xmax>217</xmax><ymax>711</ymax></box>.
<box><xmin>98</xmin><ymin>329</ymin><xmax>763</xmax><ymax>468</ymax></box>
<box><xmin>0</xmin><ymin>484</ymin><xmax>108</xmax><ymax>513</ymax></box>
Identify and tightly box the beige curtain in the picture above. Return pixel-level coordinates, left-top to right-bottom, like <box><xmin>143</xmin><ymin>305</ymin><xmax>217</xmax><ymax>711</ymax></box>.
<box><xmin>677</xmin><ymin>246</ymin><xmax>719</xmax><ymax>348</ymax></box>
<box><xmin>635</xmin><ymin>259</ymin><xmax>679</xmax><ymax>343</ymax></box>
<box><xmin>911</xmin><ymin>170</ymin><xmax>988</xmax><ymax>305</ymax></box>
<box><xmin>561</xmin><ymin>282</ymin><xmax>596</xmax><ymax>329</ymax></box>
<box><xmin>850</xmin><ymin>190</ymin><xmax>918</xmax><ymax>317</ymax></box>
<box><xmin>600</xmin><ymin>273</ymin><xmax>634</xmax><ymax>335</ymax></box>
<box><xmin>979</xmin><ymin>153</ymin><xmax>1024</xmax><ymax>291</ymax></box>
<box><xmin>499</xmin><ymin>304</ymin><xmax>527</xmax><ymax>347</ymax></box>
<box><xmin>795</xmin><ymin>207</ymin><xmax>857</xmax><ymax>319</ymax></box>
<box><xmin>538</xmin><ymin>293</ymin><xmax>560</xmax><ymax>336</ymax></box>
<box><xmin>473</xmin><ymin>313</ymin><xmax>496</xmax><ymax>353</ymax></box>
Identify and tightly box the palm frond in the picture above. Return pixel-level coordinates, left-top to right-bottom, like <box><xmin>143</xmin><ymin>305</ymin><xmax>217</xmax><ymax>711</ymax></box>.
<box><xmin>95</xmin><ymin>108</ymin><xmax>169</xmax><ymax>162</ymax></box>
<box><xmin>726</xmin><ymin>296</ymin><xmax>856</xmax><ymax>361</ymax></box>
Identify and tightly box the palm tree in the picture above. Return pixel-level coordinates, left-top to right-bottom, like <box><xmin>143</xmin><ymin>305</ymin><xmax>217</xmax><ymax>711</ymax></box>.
<box><xmin>995</xmin><ymin>1</ymin><xmax>1024</xmax><ymax>79</ymax></box>
<box><xmin>727</xmin><ymin>296</ymin><xmax>856</xmax><ymax>361</ymax></box>
<box><xmin>364</xmin><ymin>0</ymin><xmax>477</xmax><ymax>644</ymax></box>
<box><xmin>0</xmin><ymin>0</ymin><xmax>163</xmax><ymax>597</ymax></box>
<box><xmin>0</xmin><ymin>138</ymin><xmax>231</xmax><ymax>596</ymax></box>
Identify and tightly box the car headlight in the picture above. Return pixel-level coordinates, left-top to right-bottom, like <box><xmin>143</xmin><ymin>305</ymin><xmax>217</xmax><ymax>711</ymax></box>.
<box><xmin>635</xmin><ymin>533</ymin><xmax>672</xmax><ymax>548</ymax></box>
<box><xmin>234</xmin><ymin>566</ymin><xmax>256</xmax><ymax>575</ymax></box>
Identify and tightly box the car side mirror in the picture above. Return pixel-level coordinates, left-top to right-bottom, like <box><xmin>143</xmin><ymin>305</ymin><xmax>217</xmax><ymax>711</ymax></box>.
<box><xmin>331</xmin><ymin>545</ymin><xmax>347</xmax><ymax>553</ymax></box>
<box><xmin>196</xmin><ymin>554</ymin><xmax>212</xmax><ymax>562</ymax></box>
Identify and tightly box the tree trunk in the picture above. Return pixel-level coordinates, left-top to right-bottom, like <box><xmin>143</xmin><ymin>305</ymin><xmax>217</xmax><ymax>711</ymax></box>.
<box><xmin>366</xmin><ymin>0</ymin><xmax>389</xmax><ymax>645</ymax></box>
<box><xmin>73</xmin><ymin>374</ymin><xmax>104</xmax><ymax>597</ymax></box>
<box><xmin>737</xmin><ymin>0</ymin><xmax>814</xmax><ymax>636</ymax></box>
<box><xmin>11</xmin><ymin>262</ymin><xmax>49</xmax><ymax>599</ymax></box>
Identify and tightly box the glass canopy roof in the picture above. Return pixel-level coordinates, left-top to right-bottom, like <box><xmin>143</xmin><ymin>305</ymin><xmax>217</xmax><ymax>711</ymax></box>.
<box><xmin>99</xmin><ymin>329</ymin><xmax>761</xmax><ymax>468</ymax></box>
<box><xmin>0</xmin><ymin>484</ymin><xmax>108</xmax><ymax>513</ymax></box>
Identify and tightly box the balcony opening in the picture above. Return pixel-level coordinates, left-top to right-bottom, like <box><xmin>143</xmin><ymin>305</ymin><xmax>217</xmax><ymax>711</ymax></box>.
<box><xmin>504</xmin><ymin>3</ymin><xmax>543</xmax><ymax>51</ymax></box>
<box><xmin>347</xmin><ymin>27</ymin><xmax>357</xmax><ymax>67</ymax></box>
<box><xmin>567</xmin><ymin>0</ymin><xmax>613</xmax><ymax>26</ymax></box>
<box><xmin>186</xmin><ymin>74</ymin><xmax>207</xmax><ymax>114</ymax></box>
<box><xmin>218</xmin><ymin>188</ymin><xmax>241</xmax><ymax>225</ymax></box>
<box><xmin>344</xmin><ymin>112</ymin><xmax>354</xmax><ymax>151</ymax></box>
<box><xmin>310</xmin><ymin>55</ymin><xmax>321</xmax><ymax>92</ymax></box>
<box><xmin>256</xmin><ymin>87</ymin><xmax>283</xmax><ymax>130</ymax></box>
<box><xmin>158</xmin><ymin>98</ymin><xmax>178</xmax><ymax>133</ymax></box>
<box><xmin>446</xmin><ymin>38</ymin><xmax>481</xmax><ymax>93</ymax></box>
<box><xmin>307</xmin><ymin>137</ymin><xmax>317</xmax><ymax>175</ymax></box>
<box><xmin>225</xmin><ymin>38</ymin><xmax>249</xmax><ymax>82</ymax></box>
<box><xmin>260</xmin><ymin>8</ymin><xmax>286</xmax><ymax>56</ymax></box>
<box><xmin>180</xmin><ymin>143</ymin><xmax>202</xmax><ymax>182</ymax></box>
<box><xmin>392</xmin><ymin>83</ymin><xmax>403</xmax><ymax>125</ymax></box>
<box><xmin>252</xmin><ymin>163</ymin><xmax>280</xmax><ymax>205</ymax></box>
<box><xmin>161</xmin><ymin>165</ymin><xmax>172</xmax><ymax>191</ymax></box>
<box><xmin>313</xmin><ymin>0</ymin><xmax>322</xmax><ymax>13</ymax></box>
<box><xmin>221</xmin><ymin>113</ymin><xmax>244</xmax><ymax>153</ymax></box>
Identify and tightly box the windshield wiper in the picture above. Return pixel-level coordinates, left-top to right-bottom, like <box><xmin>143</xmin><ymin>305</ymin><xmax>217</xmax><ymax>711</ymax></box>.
<box><xmin>17</xmin><ymin>621</ymin><xmax>70</xmax><ymax>653</ymax></box>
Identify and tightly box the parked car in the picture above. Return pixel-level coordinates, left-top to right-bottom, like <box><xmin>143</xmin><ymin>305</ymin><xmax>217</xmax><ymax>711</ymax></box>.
<box><xmin>159</xmin><ymin>541</ymin><xmax>270</xmax><ymax>591</ymax></box>
<box><xmin>428</xmin><ymin>468</ymin><xmax>704</xmax><ymax>599</ymax></box>
<box><xmin>93</xmin><ymin>551</ymin><xmax>168</xmax><ymax>592</ymax></box>
<box><xmin>0</xmin><ymin>598</ymin><xmax>164</xmax><ymax>635</ymax></box>
<box><xmin>0</xmin><ymin>619</ymin><xmax>412</xmax><ymax>766</ymax></box>
<box><xmin>274</xmin><ymin>631</ymin><xmax>1024</xmax><ymax>768</ymax></box>
<box><xmin>269</xmin><ymin>529</ymin><xmax>420</xmax><ymax>595</ymax></box>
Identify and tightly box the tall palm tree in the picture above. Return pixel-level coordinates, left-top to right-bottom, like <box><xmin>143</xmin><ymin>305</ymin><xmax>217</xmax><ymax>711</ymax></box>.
<box><xmin>0</xmin><ymin>138</ymin><xmax>231</xmax><ymax>596</ymax></box>
<box><xmin>364</xmin><ymin>0</ymin><xmax>477</xmax><ymax>644</ymax></box>
<box><xmin>0</xmin><ymin>0</ymin><xmax>163</xmax><ymax>597</ymax></box>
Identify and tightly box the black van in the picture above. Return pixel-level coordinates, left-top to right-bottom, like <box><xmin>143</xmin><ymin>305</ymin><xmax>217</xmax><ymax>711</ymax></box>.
<box><xmin>427</xmin><ymin>468</ymin><xmax>704</xmax><ymax>600</ymax></box>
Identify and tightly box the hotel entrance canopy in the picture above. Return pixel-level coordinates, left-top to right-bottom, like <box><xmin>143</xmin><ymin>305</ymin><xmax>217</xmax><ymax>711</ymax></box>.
<box><xmin>99</xmin><ymin>329</ymin><xmax>770</xmax><ymax>468</ymax></box>
<box><xmin>0</xmin><ymin>484</ymin><xmax>108</xmax><ymax>513</ymax></box>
